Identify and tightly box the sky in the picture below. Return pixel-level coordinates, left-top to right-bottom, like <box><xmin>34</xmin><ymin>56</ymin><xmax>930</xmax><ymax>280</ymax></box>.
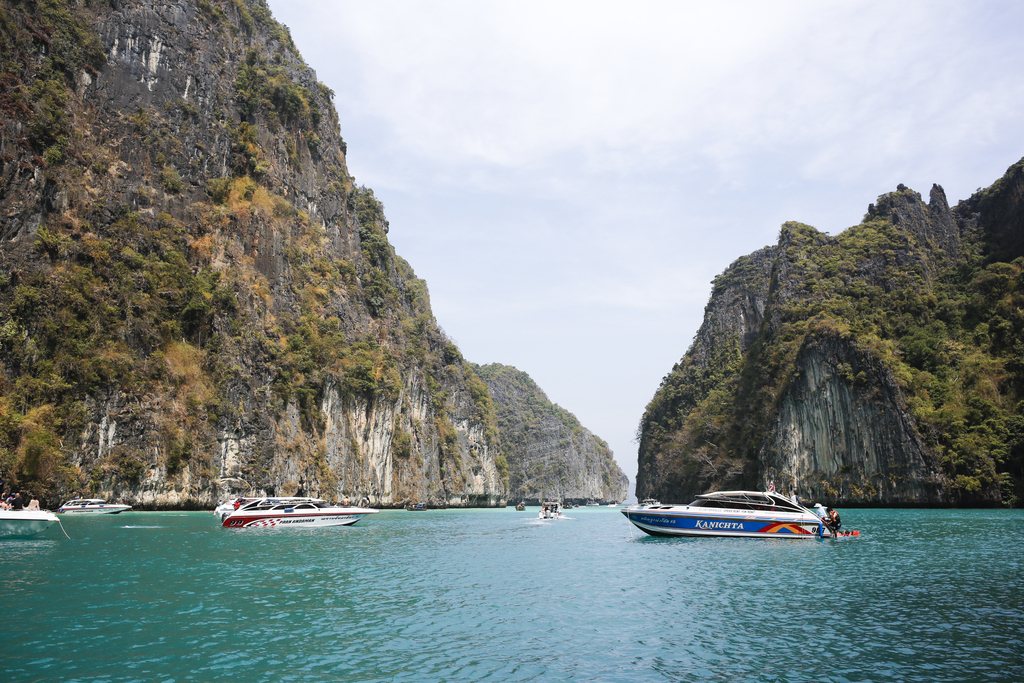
<box><xmin>265</xmin><ymin>0</ymin><xmax>1024</xmax><ymax>482</ymax></box>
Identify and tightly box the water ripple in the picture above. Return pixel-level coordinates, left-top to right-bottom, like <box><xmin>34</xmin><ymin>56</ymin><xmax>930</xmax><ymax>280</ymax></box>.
<box><xmin>1</xmin><ymin>508</ymin><xmax>1022</xmax><ymax>681</ymax></box>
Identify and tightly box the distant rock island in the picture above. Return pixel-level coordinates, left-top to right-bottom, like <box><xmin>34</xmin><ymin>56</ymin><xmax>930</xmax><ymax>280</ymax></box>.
<box><xmin>0</xmin><ymin>0</ymin><xmax>622</xmax><ymax>509</ymax></box>
<box><xmin>474</xmin><ymin>364</ymin><xmax>629</xmax><ymax>505</ymax></box>
<box><xmin>637</xmin><ymin>162</ymin><xmax>1024</xmax><ymax>507</ymax></box>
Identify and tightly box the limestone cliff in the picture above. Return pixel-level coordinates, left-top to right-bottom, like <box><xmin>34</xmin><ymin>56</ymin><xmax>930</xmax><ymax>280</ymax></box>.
<box><xmin>637</xmin><ymin>160</ymin><xmax>1024</xmax><ymax>507</ymax></box>
<box><xmin>473</xmin><ymin>363</ymin><xmax>628</xmax><ymax>505</ymax></box>
<box><xmin>0</xmin><ymin>0</ymin><xmax>506</xmax><ymax>508</ymax></box>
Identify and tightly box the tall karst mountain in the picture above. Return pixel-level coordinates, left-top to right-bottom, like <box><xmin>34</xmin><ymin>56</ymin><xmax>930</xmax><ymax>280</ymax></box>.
<box><xmin>0</xmin><ymin>0</ymin><xmax>510</xmax><ymax>507</ymax></box>
<box><xmin>637</xmin><ymin>160</ymin><xmax>1024</xmax><ymax>507</ymax></box>
<box><xmin>473</xmin><ymin>363</ymin><xmax>629</xmax><ymax>505</ymax></box>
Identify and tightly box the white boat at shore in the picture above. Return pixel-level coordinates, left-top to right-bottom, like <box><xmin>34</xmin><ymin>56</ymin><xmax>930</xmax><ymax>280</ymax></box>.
<box><xmin>0</xmin><ymin>509</ymin><xmax>60</xmax><ymax>538</ymax></box>
<box><xmin>221</xmin><ymin>497</ymin><xmax>377</xmax><ymax>529</ymax></box>
<box><xmin>621</xmin><ymin>490</ymin><xmax>829</xmax><ymax>539</ymax></box>
<box><xmin>57</xmin><ymin>499</ymin><xmax>131</xmax><ymax>514</ymax></box>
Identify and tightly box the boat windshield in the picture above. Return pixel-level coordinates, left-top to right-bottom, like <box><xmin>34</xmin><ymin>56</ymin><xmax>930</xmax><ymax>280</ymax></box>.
<box><xmin>270</xmin><ymin>502</ymin><xmax>321</xmax><ymax>510</ymax></box>
<box><xmin>689</xmin><ymin>493</ymin><xmax>805</xmax><ymax>513</ymax></box>
<box><xmin>237</xmin><ymin>498</ymin><xmax>325</xmax><ymax>511</ymax></box>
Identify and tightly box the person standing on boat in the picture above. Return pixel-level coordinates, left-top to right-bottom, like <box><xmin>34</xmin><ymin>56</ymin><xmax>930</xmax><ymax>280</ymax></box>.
<box><xmin>360</xmin><ymin>496</ymin><xmax>370</xmax><ymax>507</ymax></box>
<box><xmin>825</xmin><ymin>507</ymin><xmax>842</xmax><ymax>536</ymax></box>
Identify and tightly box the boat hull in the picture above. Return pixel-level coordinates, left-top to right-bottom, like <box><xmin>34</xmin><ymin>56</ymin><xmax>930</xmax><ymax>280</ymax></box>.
<box><xmin>0</xmin><ymin>511</ymin><xmax>60</xmax><ymax>538</ymax></box>
<box><xmin>222</xmin><ymin>510</ymin><xmax>374</xmax><ymax>529</ymax></box>
<box><xmin>622</xmin><ymin>508</ymin><xmax>823</xmax><ymax>539</ymax></box>
<box><xmin>57</xmin><ymin>505</ymin><xmax>131</xmax><ymax>514</ymax></box>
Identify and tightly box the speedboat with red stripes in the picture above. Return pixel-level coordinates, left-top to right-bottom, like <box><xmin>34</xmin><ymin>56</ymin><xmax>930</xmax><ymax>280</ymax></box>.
<box><xmin>220</xmin><ymin>497</ymin><xmax>378</xmax><ymax>529</ymax></box>
<box><xmin>622</xmin><ymin>490</ymin><xmax>829</xmax><ymax>539</ymax></box>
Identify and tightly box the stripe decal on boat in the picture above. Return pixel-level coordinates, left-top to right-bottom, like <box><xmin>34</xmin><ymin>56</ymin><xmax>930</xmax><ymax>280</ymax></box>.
<box><xmin>756</xmin><ymin>522</ymin><xmax>814</xmax><ymax>534</ymax></box>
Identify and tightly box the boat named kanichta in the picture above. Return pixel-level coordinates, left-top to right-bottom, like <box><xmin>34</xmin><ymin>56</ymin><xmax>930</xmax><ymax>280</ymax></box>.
<box><xmin>621</xmin><ymin>490</ymin><xmax>846</xmax><ymax>539</ymax></box>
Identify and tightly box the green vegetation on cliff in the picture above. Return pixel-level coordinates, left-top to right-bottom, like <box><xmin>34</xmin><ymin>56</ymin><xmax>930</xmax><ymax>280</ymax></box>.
<box><xmin>473</xmin><ymin>363</ymin><xmax>626</xmax><ymax>503</ymax></box>
<box><xmin>0</xmin><ymin>0</ymin><xmax>105</xmax><ymax>165</ymax></box>
<box><xmin>0</xmin><ymin>0</ymin><xmax>498</xmax><ymax>506</ymax></box>
<box><xmin>640</xmin><ymin>167</ymin><xmax>1024</xmax><ymax>507</ymax></box>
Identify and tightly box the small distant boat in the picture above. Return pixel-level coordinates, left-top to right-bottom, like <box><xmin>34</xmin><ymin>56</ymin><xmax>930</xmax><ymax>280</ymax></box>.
<box><xmin>586</xmin><ymin>501</ymin><xmax>600</xmax><ymax>507</ymax></box>
<box><xmin>0</xmin><ymin>509</ymin><xmax>60</xmax><ymax>538</ymax></box>
<box><xmin>57</xmin><ymin>499</ymin><xmax>131</xmax><ymax>514</ymax></box>
<box><xmin>406</xmin><ymin>502</ymin><xmax>427</xmax><ymax>511</ymax></box>
<box><xmin>539</xmin><ymin>500</ymin><xmax>562</xmax><ymax>520</ymax></box>
<box><xmin>621</xmin><ymin>490</ymin><xmax>830</xmax><ymax>539</ymax></box>
<box><xmin>221</xmin><ymin>497</ymin><xmax>377</xmax><ymax>529</ymax></box>
<box><xmin>515</xmin><ymin>502</ymin><xmax>525</xmax><ymax>511</ymax></box>
<box><xmin>606</xmin><ymin>503</ymin><xmax>619</xmax><ymax>508</ymax></box>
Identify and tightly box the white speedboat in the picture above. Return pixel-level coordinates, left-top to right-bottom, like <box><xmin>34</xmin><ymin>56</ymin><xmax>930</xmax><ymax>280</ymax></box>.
<box><xmin>221</xmin><ymin>497</ymin><xmax>378</xmax><ymax>529</ymax></box>
<box><xmin>0</xmin><ymin>509</ymin><xmax>60</xmax><ymax>537</ymax></box>
<box><xmin>57</xmin><ymin>499</ymin><xmax>131</xmax><ymax>514</ymax></box>
<box><xmin>621</xmin><ymin>490</ymin><xmax>828</xmax><ymax>539</ymax></box>
<box><xmin>539</xmin><ymin>500</ymin><xmax>562</xmax><ymax>519</ymax></box>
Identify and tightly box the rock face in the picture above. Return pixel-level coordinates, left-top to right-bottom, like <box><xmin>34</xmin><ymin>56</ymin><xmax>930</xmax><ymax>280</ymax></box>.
<box><xmin>760</xmin><ymin>333</ymin><xmax>941</xmax><ymax>504</ymax></box>
<box><xmin>637</xmin><ymin>160</ymin><xmax>1024</xmax><ymax>507</ymax></box>
<box><xmin>0</xmin><ymin>0</ymin><xmax>505</xmax><ymax>508</ymax></box>
<box><xmin>474</xmin><ymin>363</ymin><xmax>629</xmax><ymax>505</ymax></box>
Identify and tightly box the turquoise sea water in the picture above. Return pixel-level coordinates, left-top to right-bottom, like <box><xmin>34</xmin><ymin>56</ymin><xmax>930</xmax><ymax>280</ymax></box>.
<box><xmin>2</xmin><ymin>507</ymin><xmax>1022</xmax><ymax>682</ymax></box>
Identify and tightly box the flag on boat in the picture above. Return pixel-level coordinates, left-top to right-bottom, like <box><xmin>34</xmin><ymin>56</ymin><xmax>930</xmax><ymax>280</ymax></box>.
<box><xmin>768</xmin><ymin>480</ymin><xmax>775</xmax><ymax>492</ymax></box>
